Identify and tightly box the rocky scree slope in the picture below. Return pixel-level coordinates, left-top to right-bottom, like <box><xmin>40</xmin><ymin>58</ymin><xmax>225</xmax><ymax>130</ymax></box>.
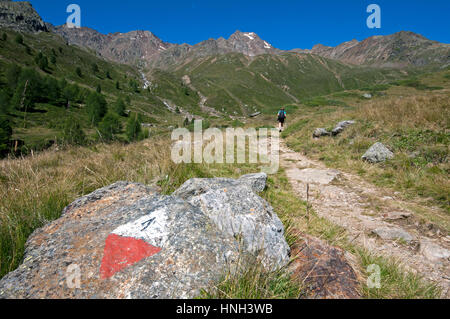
<box><xmin>304</xmin><ymin>31</ymin><xmax>450</xmax><ymax>67</ymax></box>
<box><xmin>0</xmin><ymin>0</ymin><xmax>47</xmax><ymax>33</ymax></box>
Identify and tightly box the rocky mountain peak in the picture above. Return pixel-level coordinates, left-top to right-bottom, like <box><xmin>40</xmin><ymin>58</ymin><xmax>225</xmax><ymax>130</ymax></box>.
<box><xmin>309</xmin><ymin>31</ymin><xmax>449</xmax><ymax>66</ymax></box>
<box><xmin>0</xmin><ymin>0</ymin><xmax>47</xmax><ymax>33</ymax></box>
<box><xmin>53</xmin><ymin>25</ymin><xmax>172</xmax><ymax>65</ymax></box>
<box><xmin>227</xmin><ymin>30</ymin><xmax>277</xmax><ymax>56</ymax></box>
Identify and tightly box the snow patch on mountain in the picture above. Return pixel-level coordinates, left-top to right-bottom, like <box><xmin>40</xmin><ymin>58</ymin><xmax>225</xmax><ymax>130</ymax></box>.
<box><xmin>244</xmin><ymin>32</ymin><xmax>255</xmax><ymax>40</ymax></box>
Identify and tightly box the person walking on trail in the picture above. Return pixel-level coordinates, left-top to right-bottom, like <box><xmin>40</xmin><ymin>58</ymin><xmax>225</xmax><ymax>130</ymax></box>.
<box><xmin>277</xmin><ymin>107</ymin><xmax>286</xmax><ymax>132</ymax></box>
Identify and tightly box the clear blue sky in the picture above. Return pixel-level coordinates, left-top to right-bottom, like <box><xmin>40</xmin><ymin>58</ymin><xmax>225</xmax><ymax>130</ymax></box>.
<box><xmin>27</xmin><ymin>0</ymin><xmax>450</xmax><ymax>49</ymax></box>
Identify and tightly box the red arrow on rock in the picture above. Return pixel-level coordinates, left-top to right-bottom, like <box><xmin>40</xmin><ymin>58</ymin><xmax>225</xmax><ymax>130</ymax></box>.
<box><xmin>100</xmin><ymin>234</ymin><xmax>161</xmax><ymax>279</ymax></box>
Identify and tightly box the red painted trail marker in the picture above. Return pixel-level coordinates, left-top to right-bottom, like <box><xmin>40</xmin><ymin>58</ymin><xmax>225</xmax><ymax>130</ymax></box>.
<box><xmin>99</xmin><ymin>210</ymin><xmax>169</xmax><ymax>279</ymax></box>
<box><xmin>100</xmin><ymin>234</ymin><xmax>161</xmax><ymax>279</ymax></box>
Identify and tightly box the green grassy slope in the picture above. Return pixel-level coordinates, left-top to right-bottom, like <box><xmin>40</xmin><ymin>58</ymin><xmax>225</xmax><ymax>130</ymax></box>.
<box><xmin>170</xmin><ymin>52</ymin><xmax>413</xmax><ymax>116</ymax></box>
<box><xmin>0</xmin><ymin>28</ymin><xmax>192</xmax><ymax>154</ymax></box>
<box><xmin>0</xmin><ymin>27</ymin><xmax>442</xmax><ymax>157</ymax></box>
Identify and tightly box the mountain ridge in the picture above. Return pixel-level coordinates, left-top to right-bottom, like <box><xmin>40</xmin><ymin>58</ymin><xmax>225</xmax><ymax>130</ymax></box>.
<box><xmin>52</xmin><ymin>23</ymin><xmax>450</xmax><ymax>69</ymax></box>
<box><xmin>1</xmin><ymin>2</ymin><xmax>448</xmax><ymax>68</ymax></box>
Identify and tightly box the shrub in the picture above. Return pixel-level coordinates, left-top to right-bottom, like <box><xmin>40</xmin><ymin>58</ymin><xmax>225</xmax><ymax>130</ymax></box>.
<box><xmin>126</xmin><ymin>113</ymin><xmax>142</xmax><ymax>141</ymax></box>
<box><xmin>0</xmin><ymin>116</ymin><xmax>12</xmax><ymax>157</ymax></box>
<box><xmin>86</xmin><ymin>92</ymin><xmax>107</xmax><ymax>125</ymax></box>
<box><xmin>98</xmin><ymin>113</ymin><xmax>122</xmax><ymax>141</ymax></box>
<box><xmin>75</xmin><ymin>67</ymin><xmax>82</xmax><ymax>78</ymax></box>
<box><xmin>113</xmin><ymin>98</ymin><xmax>126</xmax><ymax>116</ymax></box>
<box><xmin>91</xmin><ymin>63</ymin><xmax>99</xmax><ymax>73</ymax></box>
<box><xmin>62</xmin><ymin>118</ymin><xmax>86</xmax><ymax>146</ymax></box>
<box><xmin>15</xmin><ymin>34</ymin><xmax>23</xmax><ymax>45</ymax></box>
<box><xmin>34</xmin><ymin>52</ymin><xmax>48</xmax><ymax>71</ymax></box>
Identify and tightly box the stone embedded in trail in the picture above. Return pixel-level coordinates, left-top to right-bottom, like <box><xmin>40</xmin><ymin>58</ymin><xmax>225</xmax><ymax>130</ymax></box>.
<box><xmin>420</xmin><ymin>240</ymin><xmax>450</xmax><ymax>263</ymax></box>
<box><xmin>362</xmin><ymin>142</ymin><xmax>394</xmax><ymax>163</ymax></box>
<box><xmin>286</xmin><ymin>167</ymin><xmax>340</xmax><ymax>185</ymax></box>
<box><xmin>0</xmin><ymin>182</ymin><xmax>241</xmax><ymax>299</ymax></box>
<box><xmin>249</xmin><ymin>112</ymin><xmax>261</xmax><ymax>118</ymax></box>
<box><xmin>372</xmin><ymin>226</ymin><xmax>414</xmax><ymax>242</ymax></box>
<box><xmin>290</xmin><ymin>234</ymin><xmax>361</xmax><ymax>299</ymax></box>
<box><xmin>173</xmin><ymin>176</ymin><xmax>290</xmax><ymax>270</ymax></box>
<box><xmin>383</xmin><ymin>212</ymin><xmax>412</xmax><ymax>221</ymax></box>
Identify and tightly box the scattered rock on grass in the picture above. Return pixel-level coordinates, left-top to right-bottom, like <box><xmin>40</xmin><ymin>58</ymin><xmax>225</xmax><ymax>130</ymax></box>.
<box><xmin>313</xmin><ymin>128</ymin><xmax>331</xmax><ymax>138</ymax></box>
<box><xmin>314</xmin><ymin>120</ymin><xmax>355</xmax><ymax>138</ymax></box>
<box><xmin>362</xmin><ymin>142</ymin><xmax>394</xmax><ymax>163</ymax></box>
<box><xmin>332</xmin><ymin>120</ymin><xmax>356</xmax><ymax>136</ymax></box>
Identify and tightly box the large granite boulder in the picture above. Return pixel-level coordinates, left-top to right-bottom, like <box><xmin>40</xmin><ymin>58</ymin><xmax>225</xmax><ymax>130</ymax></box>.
<box><xmin>362</xmin><ymin>142</ymin><xmax>394</xmax><ymax>163</ymax></box>
<box><xmin>0</xmin><ymin>173</ymin><xmax>290</xmax><ymax>299</ymax></box>
<box><xmin>173</xmin><ymin>176</ymin><xmax>290</xmax><ymax>270</ymax></box>
<box><xmin>0</xmin><ymin>182</ymin><xmax>241</xmax><ymax>299</ymax></box>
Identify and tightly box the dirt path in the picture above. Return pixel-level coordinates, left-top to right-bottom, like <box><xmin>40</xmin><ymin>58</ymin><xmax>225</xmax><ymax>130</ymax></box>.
<box><xmin>278</xmin><ymin>140</ymin><xmax>450</xmax><ymax>297</ymax></box>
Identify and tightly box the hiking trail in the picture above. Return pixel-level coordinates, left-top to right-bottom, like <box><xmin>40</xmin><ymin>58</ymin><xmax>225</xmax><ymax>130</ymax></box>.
<box><xmin>277</xmin><ymin>139</ymin><xmax>450</xmax><ymax>297</ymax></box>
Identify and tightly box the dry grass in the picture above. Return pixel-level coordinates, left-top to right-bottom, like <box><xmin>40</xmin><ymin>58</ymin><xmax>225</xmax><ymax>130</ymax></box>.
<box><xmin>360</xmin><ymin>94</ymin><xmax>449</xmax><ymax>131</ymax></box>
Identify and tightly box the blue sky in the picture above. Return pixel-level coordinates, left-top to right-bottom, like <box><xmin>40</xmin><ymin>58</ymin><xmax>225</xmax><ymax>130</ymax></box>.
<box><xmin>27</xmin><ymin>0</ymin><xmax>450</xmax><ymax>49</ymax></box>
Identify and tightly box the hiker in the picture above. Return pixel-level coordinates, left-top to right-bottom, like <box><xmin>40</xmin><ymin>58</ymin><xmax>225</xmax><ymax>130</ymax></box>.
<box><xmin>277</xmin><ymin>107</ymin><xmax>286</xmax><ymax>132</ymax></box>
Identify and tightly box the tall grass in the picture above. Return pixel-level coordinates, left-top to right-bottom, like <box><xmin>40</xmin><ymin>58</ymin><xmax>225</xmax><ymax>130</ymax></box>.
<box><xmin>360</xmin><ymin>95</ymin><xmax>448</xmax><ymax>131</ymax></box>
<box><xmin>199</xmin><ymin>261</ymin><xmax>302</xmax><ymax>299</ymax></box>
<box><xmin>357</xmin><ymin>249</ymin><xmax>441</xmax><ymax>299</ymax></box>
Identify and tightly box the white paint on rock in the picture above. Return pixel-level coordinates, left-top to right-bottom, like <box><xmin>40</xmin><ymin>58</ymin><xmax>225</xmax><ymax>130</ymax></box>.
<box><xmin>112</xmin><ymin>208</ymin><xmax>170</xmax><ymax>248</ymax></box>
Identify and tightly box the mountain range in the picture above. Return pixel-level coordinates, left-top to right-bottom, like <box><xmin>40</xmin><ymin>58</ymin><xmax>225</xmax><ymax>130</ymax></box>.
<box><xmin>2</xmin><ymin>0</ymin><xmax>447</xmax><ymax>69</ymax></box>
<box><xmin>1</xmin><ymin>0</ymin><xmax>449</xmax><ymax>123</ymax></box>
<box><xmin>52</xmin><ymin>24</ymin><xmax>449</xmax><ymax>69</ymax></box>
